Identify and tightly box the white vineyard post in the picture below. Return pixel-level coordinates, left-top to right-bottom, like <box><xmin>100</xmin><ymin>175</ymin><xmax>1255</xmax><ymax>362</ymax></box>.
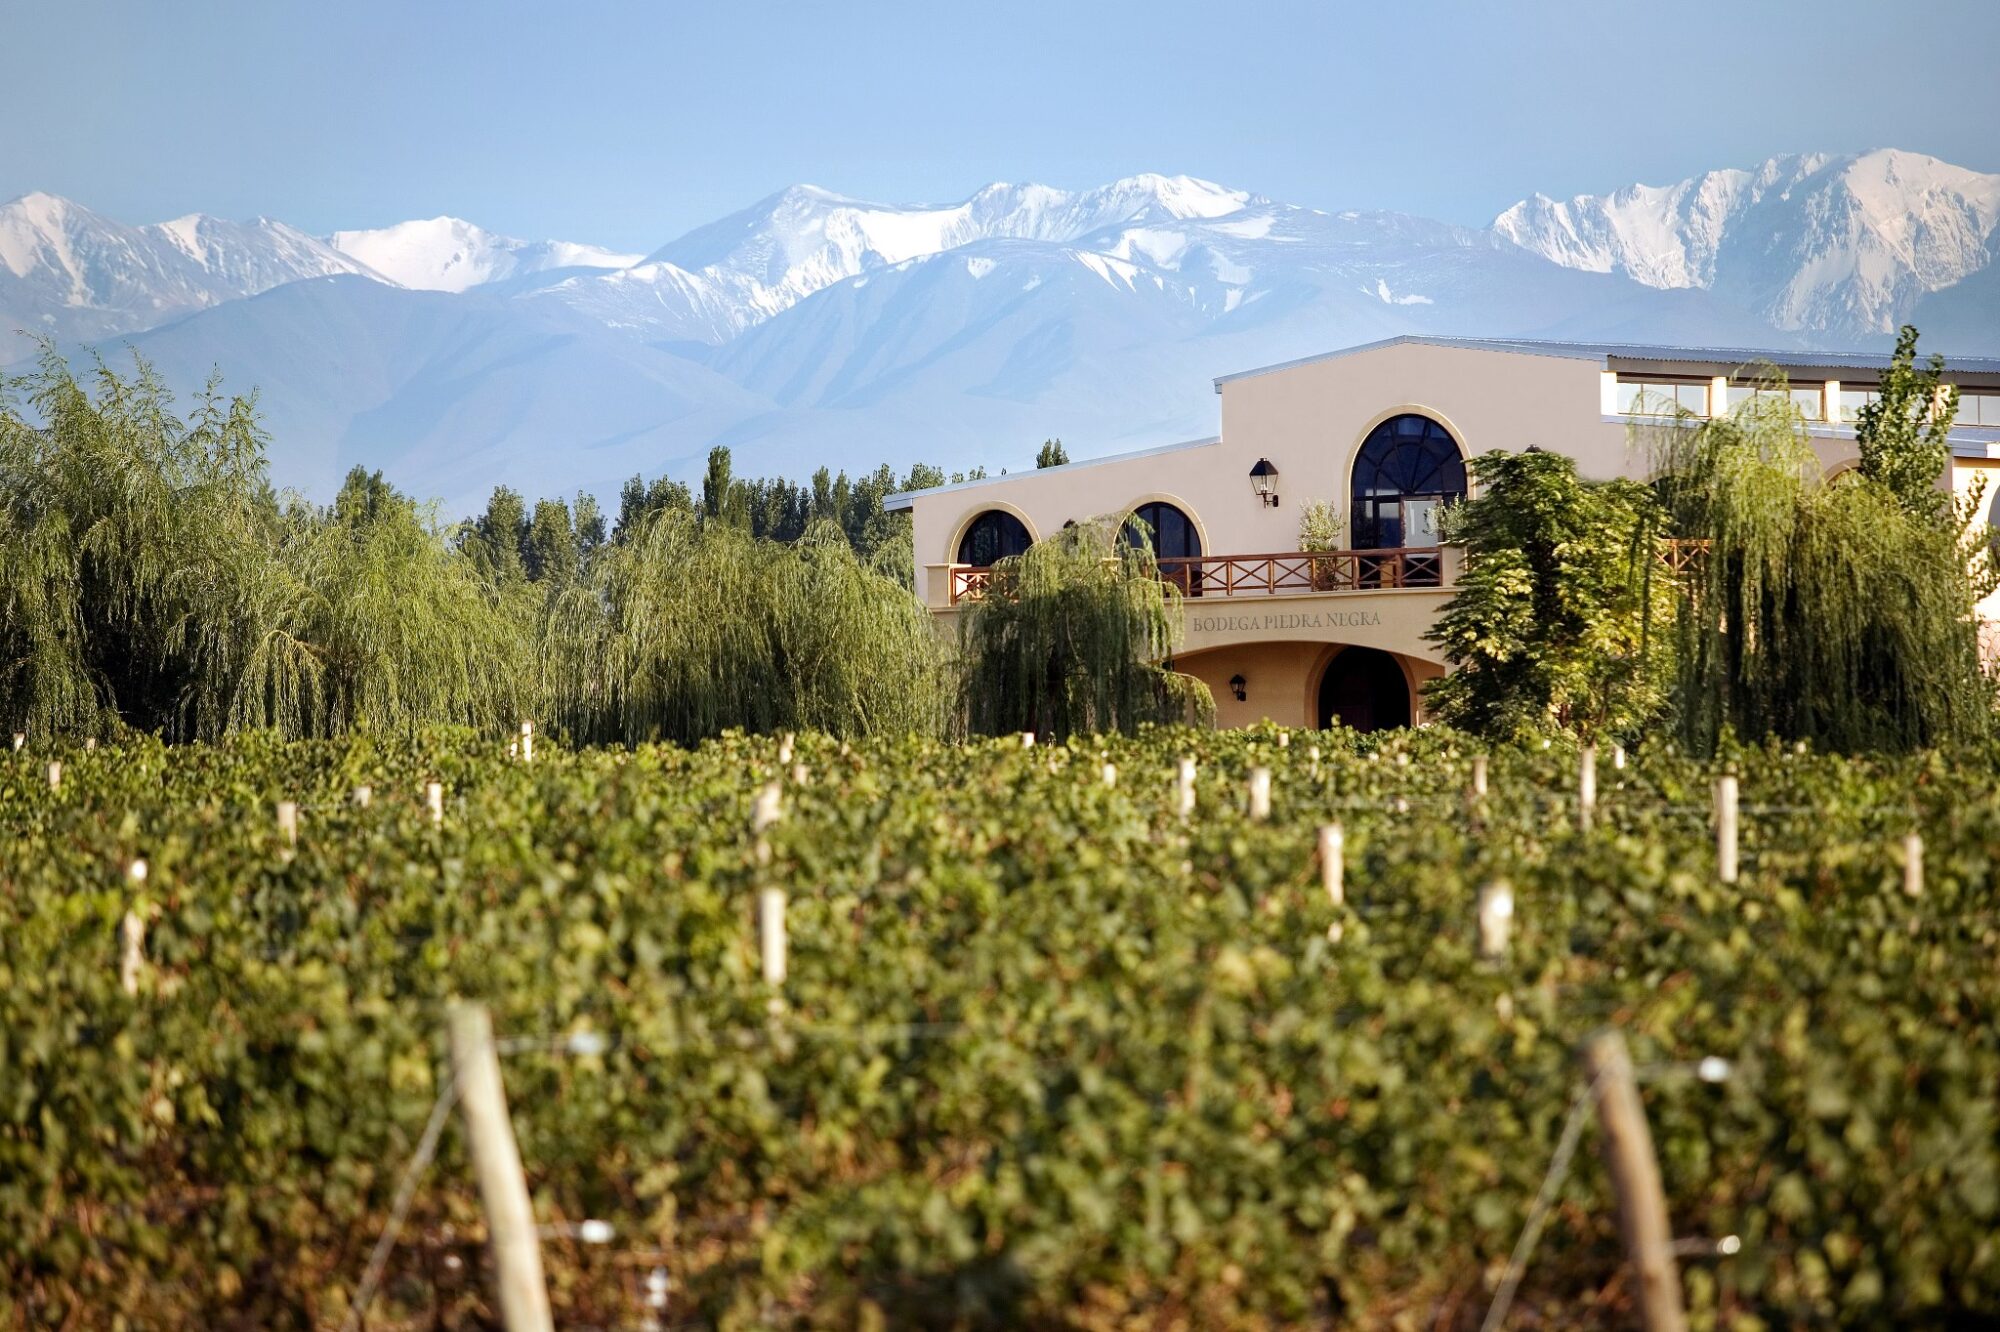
<box><xmin>1478</xmin><ymin>880</ymin><xmax>1513</xmax><ymax>959</ymax></box>
<box><xmin>1470</xmin><ymin>754</ymin><xmax>1489</xmax><ymax>802</ymax></box>
<box><xmin>277</xmin><ymin>800</ymin><xmax>299</xmax><ymax>849</ymax></box>
<box><xmin>751</xmin><ymin>782</ymin><xmax>783</xmax><ymax>868</ymax></box>
<box><xmin>1902</xmin><ymin>831</ymin><xmax>1924</xmax><ymax>899</ymax></box>
<box><xmin>519</xmin><ymin>720</ymin><xmax>534</xmax><ymax>765</ymax></box>
<box><xmin>121</xmin><ymin>859</ymin><xmax>149</xmax><ymax>997</ymax></box>
<box><xmin>10</xmin><ymin>732</ymin><xmax>22</xmax><ymax>753</ymax></box>
<box><xmin>426</xmin><ymin>781</ymin><xmax>445</xmax><ymax>828</ymax></box>
<box><xmin>1247</xmin><ymin>766</ymin><xmax>1271</xmax><ymax>821</ymax></box>
<box><xmin>1020</xmin><ymin>731</ymin><xmax>1035</xmax><ymax>749</ymax></box>
<box><xmin>1613</xmin><ymin>742</ymin><xmax>1627</xmax><ymax>770</ymax></box>
<box><xmin>1101</xmin><ymin>762</ymin><xmax>1117</xmax><ymax>788</ymax></box>
<box><xmin>46</xmin><ymin>760</ymin><xmax>61</xmax><ymax>792</ymax></box>
<box><xmin>1318</xmin><ymin>823</ymin><xmax>1344</xmax><ymax>908</ymax></box>
<box><xmin>777</xmin><ymin>731</ymin><xmax>795</xmax><ymax>765</ymax></box>
<box><xmin>1713</xmin><ymin>776</ymin><xmax>1739</xmax><ymax>884</ymax></box>
<box><xmin>353</xmin><ymin>784</ymin><xmax>373</xmax><ymax>809</ymax></box>
<box><xmin>1176</xmin><ymin>757</ymin><xmax>1196</xmax><ymax>821</ymax></box>
<box><xmin>759</xmin><ymin>887</ymin><xmax>788</xmax><ymax>987</ymax></box>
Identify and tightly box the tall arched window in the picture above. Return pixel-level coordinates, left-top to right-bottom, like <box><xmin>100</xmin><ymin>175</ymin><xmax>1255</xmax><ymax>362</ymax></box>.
<box><xmin>1350</xmin><ymin>414</ymin><xmax>1467</xmax><ymax>552</ymax></box>
<box><xmin>1120</xmin><ymin>501</ymin><xmax>1202</xmax><ymax>560</ymax></box>
<box><xmin>1122</xmin><ymin>500</ymin><xmax>1204</xmax><ymax>596</ymax></box>
<box><xmin>956</xmin><ymin>509</ymin><xmax>1032</xmax><ymax>566</ymax></box>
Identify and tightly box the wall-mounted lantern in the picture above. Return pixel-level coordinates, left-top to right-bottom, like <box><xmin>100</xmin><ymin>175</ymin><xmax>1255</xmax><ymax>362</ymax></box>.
<box><xmin>1249</xmin><ymin>458</ymin><xmax>1280</xmax><ymax>507</ymax></box>
<box><xmin>1228</xmin><ymin>674</ymin><xmax>1247</xmax><ymax>702</ymax></box>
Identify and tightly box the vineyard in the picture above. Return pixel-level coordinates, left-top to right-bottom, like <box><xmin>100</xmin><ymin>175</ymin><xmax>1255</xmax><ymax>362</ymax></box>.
<box><xmin>3</xmin><ymin>726</ymin><xmax>1999</xmax><ymax>1330</ymax></box>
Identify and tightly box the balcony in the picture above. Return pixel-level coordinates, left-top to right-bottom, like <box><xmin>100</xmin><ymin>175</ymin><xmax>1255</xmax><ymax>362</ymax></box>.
<box><xmin>940</xmin><ymin>540</ymin><xmax>1706</xmax><ymax>607</ymax></box>
<box><xmin>946</xmin><ymin>546</ymin><xmax>1453</xmax><ymax>606</ymax></box>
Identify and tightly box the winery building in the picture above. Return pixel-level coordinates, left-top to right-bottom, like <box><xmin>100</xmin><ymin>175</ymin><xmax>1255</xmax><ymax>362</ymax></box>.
<box><xmin>885</xmin><ymin>336</ymin><xmax>2000</xmax><ymax>732</ymax></box>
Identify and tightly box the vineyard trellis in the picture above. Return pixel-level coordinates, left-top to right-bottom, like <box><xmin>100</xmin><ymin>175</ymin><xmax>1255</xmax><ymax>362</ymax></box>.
<box><xmin>4</xmin><ymin>724</ymin><xmax>2000</xmax><ymax>1329</ymax></box>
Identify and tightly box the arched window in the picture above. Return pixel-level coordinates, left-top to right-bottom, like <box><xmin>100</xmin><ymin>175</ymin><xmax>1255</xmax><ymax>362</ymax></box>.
<box><xmin>1350</xmin><ymin>414</ymin><xmax>1467</xmax><ymax>551</ymax></box>
<box><xmin>1120</xmin><ymin>501</ymin><xmax>1202</xmax><ymax>560</ymax></box>
<box><xmin>956</xmin><ymin>509</ymin><xmax>1032</xmax><ymax>566</ymax></box>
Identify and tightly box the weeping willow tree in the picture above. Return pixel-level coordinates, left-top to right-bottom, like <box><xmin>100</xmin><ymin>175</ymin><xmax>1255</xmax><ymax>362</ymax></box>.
<box><xmin>0</xmin><ymin>350</ymin><xmax>526</xmax><ymax>740</ymax></box>
<box><xmin>958</xmin><ymin>513</ymin><xmax>1213</xmax><ymax>739</ymax></box>
<box><xmin>1647</xmin><ymin>370</ymin><xmax>1994</xmax><ymax>753</ymax></box>
<box><xmin>543</xmin><ymin>510</ymin><xmax>949</xmax><ymax>744</ymax></box>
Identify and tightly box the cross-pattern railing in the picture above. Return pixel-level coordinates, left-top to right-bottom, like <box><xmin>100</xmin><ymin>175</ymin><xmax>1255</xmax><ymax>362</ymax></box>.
<box><xmin>946</xmin><ymin>540</ymin><xmax>1705</xmax><ymax>605</ymax></box>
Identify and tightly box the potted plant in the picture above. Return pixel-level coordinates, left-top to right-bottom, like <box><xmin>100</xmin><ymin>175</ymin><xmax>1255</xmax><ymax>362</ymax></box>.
<box><xmin>1298</xmin><ymin>499</ymin><xmax>1344</xmax><ymax>590</ymax></box>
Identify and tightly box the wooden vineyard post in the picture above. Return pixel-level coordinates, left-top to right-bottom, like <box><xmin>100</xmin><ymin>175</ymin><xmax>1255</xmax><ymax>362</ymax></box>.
<box><xmin>1578</xmin><ymin>744</ymin><xmax>1597</xmax><ymax>832</ymax></box>
<box><xmin>1477</xmin><ymin>880</ymin><xmax>1513</xmax><ymax>959</ymax></box>
<box><xmin>759</xmin><ymin>887</ymin><xmax>788</xmax><ymax>988</ymax></box>
<box><xmin>120</xmin><ymin>859</ymin><xmax>148</xmax><ymax>997</ymax></box>
<box><xmin>1176</xmin><ymin>757</ymin><xmax>1196</xmax><ymax>821</ymax></box>
<box><xmin>1247</xmin><ymin>766</ymin><xmax>1271</xmax><ymax>821</ymax></box>
<box><xmin>1582</xmin><ymin>1030</ymin><xmax>1689</xmax><ymax>1332</ymax></box>
<box><xmin>1318</xmin><ymin>824</ymin><xmax>1344</xmax><ymax>907</ymax></box>
<box><xmin>1902</xmin><ymin>832</ymin><xmax>1924</xmax><ymax>898</ymax></box>
<box><xmin>1713</xmin><ymin>776</ymin><xmax>1738</xmax><ymax>884</ymax></box>
<box><xmin>446</xmin><ymin>1003</ymin><xmax>554</xmax><ymax>1332</ymax></box>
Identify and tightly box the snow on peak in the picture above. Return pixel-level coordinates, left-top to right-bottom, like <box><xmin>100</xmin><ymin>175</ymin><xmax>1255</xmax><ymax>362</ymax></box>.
<box><xmin>326</xmin><ymin>216</ymin><xmax>639</xmax><ymax>293</ymax></box>
<box><xmin>1492</xmin><ymin>149</ymin><xmax>2000</xmax><ymax>335</ymax></box>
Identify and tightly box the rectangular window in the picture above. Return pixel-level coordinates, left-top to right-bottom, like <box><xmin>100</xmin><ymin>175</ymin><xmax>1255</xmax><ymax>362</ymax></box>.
<box><xmin>1839</xmin><ymin>387</ymin><xmax>1880</xmax><ymax>422</ymax></box>
<box><xmin>1962</xmin><ymin>392</ymin><xmax>2000</xmax><ymax>427</ymax></box>
<box><xmin>1617</xmin><ymin>378</ymin><xmax>1706</xmax><ymax>416</ymax></box>
<box><xmin>1728</xmin><ymin>382</ymin><xmax>1825</xmax><ymax>420</ymax></box>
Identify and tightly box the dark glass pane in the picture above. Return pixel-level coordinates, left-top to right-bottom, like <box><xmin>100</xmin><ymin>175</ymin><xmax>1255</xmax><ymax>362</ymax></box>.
<box><xmin>957</xmin><ymin>510</ymin><xmax>1031</xmax><ymax>565</ymax></box>
<box><xmin>1351</xmin><ymin>415</ymin><xmax>1467</xmax><ymax>550</ymax></box>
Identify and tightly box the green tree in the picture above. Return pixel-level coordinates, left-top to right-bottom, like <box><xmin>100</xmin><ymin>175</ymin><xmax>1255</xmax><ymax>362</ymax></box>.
<box><xmin>1857</xmin><ymin>324</ymin><xmax>1958</xmax><ymax>518</ymax></box>
<box><xmin>574</xmin><ymin>491</ymin><xmax>606</xmax><ymax>559</ymax></box>
<box><xmin>1425</xmin><ymin>449</ymin><xmax>1670</xmax><ymax>740</ymax></box>
<box><xmin>1649</xmin><ymin>370</ymin><xmax>1991</xmax><ymax>753</ymax></box>
<box><xmin>523</xmin><ymin>498</ymin><xmax>580</xmax><ymax>584</ymax></box>
<box><xmin>466</xmin><ymin>485</ymin><xmax>529</xmax><ymax>585</ymax></box>
<box><xmin>958</xmin><ymin>513</ymin><xmax>1212</xmax><ymax>739</ymax></box>
<box><xmin>1036</xmin><ymin>438</ymin><xmax>1069</xmax><ymax>469</ymax></box>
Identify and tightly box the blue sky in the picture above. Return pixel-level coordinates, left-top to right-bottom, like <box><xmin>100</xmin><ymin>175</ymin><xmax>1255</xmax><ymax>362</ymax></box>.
<box><xmin>7</xmin><ymin>0</ymin><xmax>1997</xmax><ymax>249</ymax></box>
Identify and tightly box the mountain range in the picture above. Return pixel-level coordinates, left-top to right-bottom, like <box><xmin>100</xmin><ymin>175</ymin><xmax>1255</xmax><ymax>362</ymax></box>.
<box><xmin>2</xmin><ymin>149</ymin><xmax>1996</xmax><ymax>513</ymax></box>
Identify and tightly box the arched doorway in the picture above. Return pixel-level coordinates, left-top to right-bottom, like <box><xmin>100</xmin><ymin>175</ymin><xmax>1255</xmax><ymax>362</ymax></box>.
<box><xmin>1122</xmin><ymin>500</ymin><xmax>1203</xmax><ymax>595</ymax></box>
<box><xmin>1350</xmin><ymin>413</ymin><xmax>1466</xmax><ymax>585</ymax></box>
<box><xmin>1317</xmin><ymin>647</ymin><xmax>1411</xmax><ymax>732</ymax></box>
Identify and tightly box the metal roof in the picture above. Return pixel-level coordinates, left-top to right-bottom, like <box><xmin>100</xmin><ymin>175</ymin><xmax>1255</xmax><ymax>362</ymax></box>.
<box><xmin>1209</xmin><ymin>334</ymin><xmax>2000</xmax><ymax>389</ymax></box>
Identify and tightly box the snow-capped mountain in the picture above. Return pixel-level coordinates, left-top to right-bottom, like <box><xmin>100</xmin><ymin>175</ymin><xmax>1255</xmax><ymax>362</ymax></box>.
<box><xmin>0</xmin><ymin>191</ymin><xmax>386</xmax><ymax>344</ymax></box>
<box><xmin>537</xmin><ymin>174</ymin><xmax>1265</xmax><ymax>343</ymax></box>
<box><xmin>326</xmin><ymin>216</ymin><xmax>640</xmax><ymax>293</ymax></box>
<box><xmin>3</xmin><ymin>153</ymin><xmax>1995</xmax><ymax>509</ymax></box>
<box><xmin>1494</xmin><ymin>149</ymin><xmax>2000</xmax><ymax>340</ymax></box>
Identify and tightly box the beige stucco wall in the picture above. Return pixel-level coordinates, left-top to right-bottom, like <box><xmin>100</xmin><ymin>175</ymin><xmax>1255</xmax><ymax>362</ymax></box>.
<box><xmin>1177</xmin><ymin>640</ymin><xmax>1447</xmax><ymax>730</ymax></box>
<box><xmin>901</xmin><ymin>337</ymin><xmax>1999</xmax><ymax>727</ymax></box>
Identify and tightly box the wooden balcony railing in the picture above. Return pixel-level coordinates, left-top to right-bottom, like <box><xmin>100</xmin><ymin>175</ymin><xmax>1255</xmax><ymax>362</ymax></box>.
<box><xmin>947</xmin><ymin>539</ymin><xmax>1709</xmax><ymax>606</ymax></box>
<box><xmin>947</xmin><ymin>546</ymin><xmax>1447</xmax><ymax>605</ymax></box>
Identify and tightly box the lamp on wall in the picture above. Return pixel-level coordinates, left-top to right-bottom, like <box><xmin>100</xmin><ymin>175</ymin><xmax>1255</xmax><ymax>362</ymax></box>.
<box><xmin>1228</xmin><ymin>674</ymin><xmax>1247</xmax><ymax>702</ymax></box>
<box><xmin>1248</xmin><ymin>458</ymin><xmax>1279</xmax><ymax>507</ymax></box>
